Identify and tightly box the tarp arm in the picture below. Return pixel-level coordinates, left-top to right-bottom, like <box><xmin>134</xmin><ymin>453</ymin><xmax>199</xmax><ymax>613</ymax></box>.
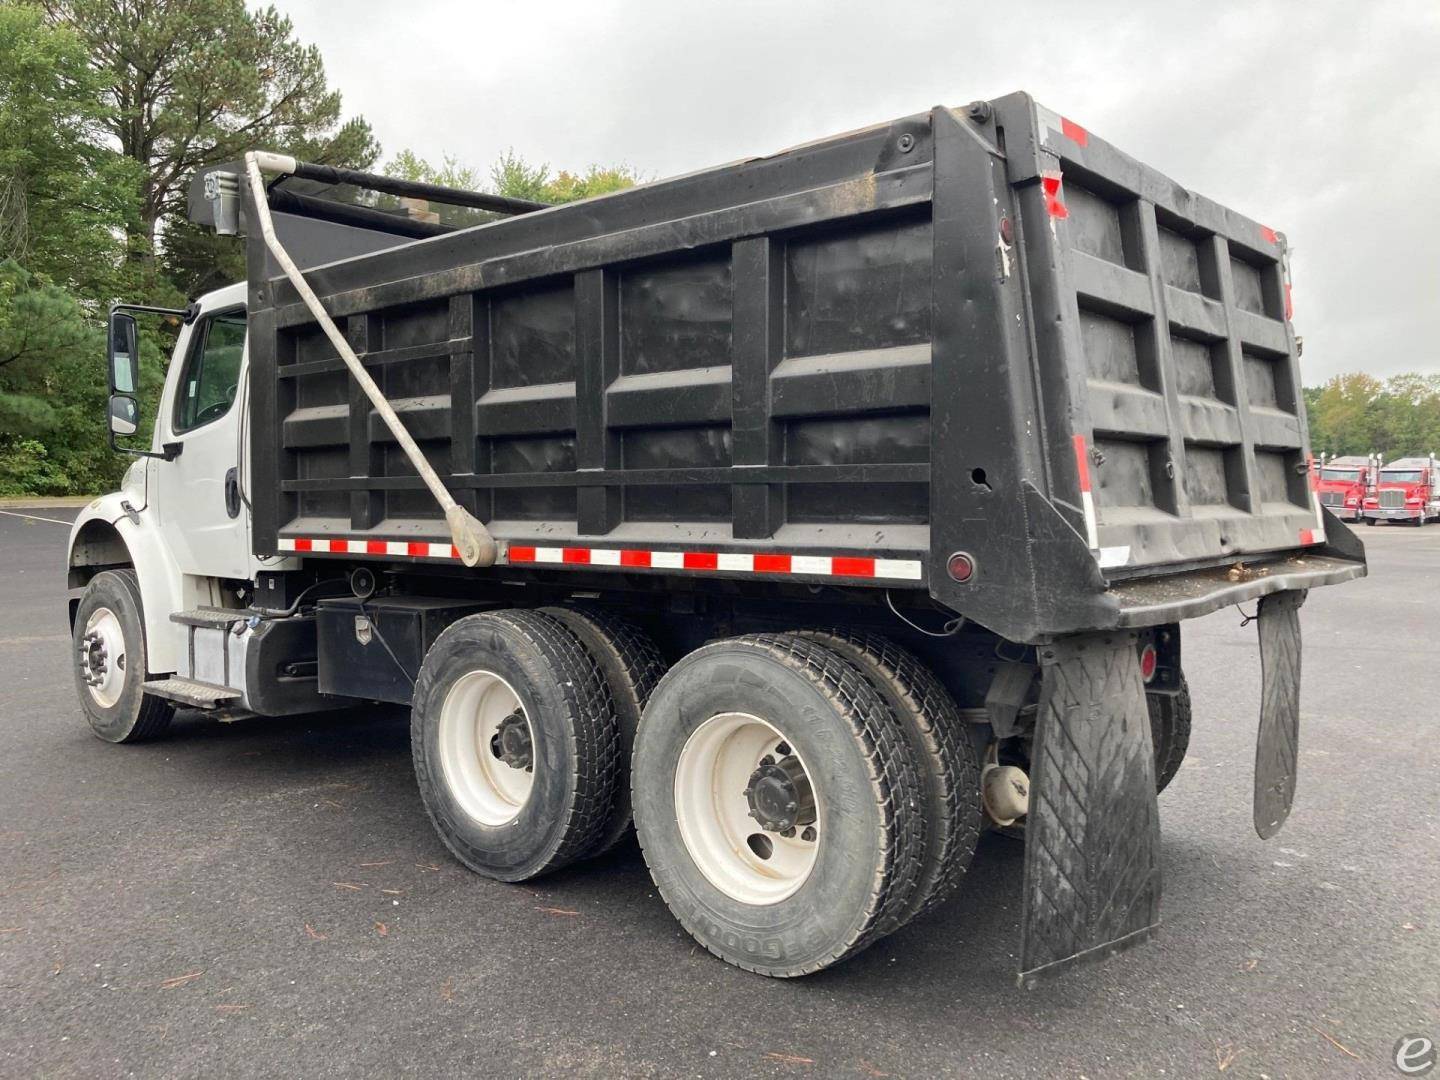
<box><xmin>244</xmin><ymin>151</ymin><xmax>498</xmax><ymax>568</ymax></box>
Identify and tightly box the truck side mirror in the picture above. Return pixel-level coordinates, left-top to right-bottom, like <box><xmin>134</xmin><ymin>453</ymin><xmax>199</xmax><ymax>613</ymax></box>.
<box><xmin>108</xmin><ymin>312</ymin><xmax>140</xmax><ymax>394</ymax></box>
<box><xmin>108</xmin><ymin>393</ymin><xmax>139</xmax><ymax>437</ymax></box>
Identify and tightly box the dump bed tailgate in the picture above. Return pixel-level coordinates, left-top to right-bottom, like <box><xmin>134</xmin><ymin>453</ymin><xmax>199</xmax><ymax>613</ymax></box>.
<box><xmin>995</xmin><ymin>97</ymin><xmax>1321</xmax><ymax>573</ymax></box>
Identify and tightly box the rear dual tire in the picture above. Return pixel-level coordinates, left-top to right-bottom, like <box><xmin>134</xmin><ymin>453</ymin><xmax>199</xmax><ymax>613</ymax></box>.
<box><xmin>632</xmin><ymin>632</ymin><xmax>974</xmax><ymax>977</ymax></box>
<box><xmin>410</xmin><ymin>609</ymin><xmax>622</xmax><ymax>881</ymax></box>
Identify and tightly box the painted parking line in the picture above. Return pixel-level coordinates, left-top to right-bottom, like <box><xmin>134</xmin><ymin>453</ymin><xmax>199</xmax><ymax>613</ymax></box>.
<box><xmin>0</xmin><ymin>509</ymin><xmax>75</xmax><ymax>526</ymax></box>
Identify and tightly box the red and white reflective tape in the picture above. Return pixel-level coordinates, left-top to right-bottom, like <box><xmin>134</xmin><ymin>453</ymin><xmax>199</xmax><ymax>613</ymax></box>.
<box><xmin>1072</xmin><ymin>435</ymin><xmax>1129</xmax><ymax>569</ymax></box>
<box><xmin>1073</xmin><ymin>434</ymin><xmax>1101</xmax><ymax>549</ymax></box>
<box><xmin>279</xmin><ymin>536</ymin><xmax>461</xmax><ymax>559</ymax></box>
<box><xmin>277</xmin><ymin>535</ymin><xmax>924</xmax><ymax>581</ymax></box>
<box><xmin>1301</xmin><ymin>455</ymin><xmax>1326</xmax><ymax>547</ymax></box>
<box><xmin>1041</xmin><ymin>171</ymin><xmax>1069</xmax><ymax>219</ymax></box>
<box><xmin>506</xmin><ymin>545</ymin><xmax>923</xmax><ymax>581</ymax></box>
<box><xmin>1036</xmin><ymin>105</ymin><xmax>1089</xmax><ymax>149</ymax></box>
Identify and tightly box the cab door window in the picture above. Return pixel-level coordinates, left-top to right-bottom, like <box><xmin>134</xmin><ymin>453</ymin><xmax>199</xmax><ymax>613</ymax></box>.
<box><xmin>173</xmin><ymin>311</ymin><xmax>246</xmax><ymax>433</ymax></box>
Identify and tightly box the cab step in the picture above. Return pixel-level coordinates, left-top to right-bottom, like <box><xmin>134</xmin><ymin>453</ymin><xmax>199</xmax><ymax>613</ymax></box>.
<box><xmin>142</xmin><ymin>677</ymin><xmax>240</xmax><ymax>710</ymax></box>
<box><xmin>170</xmin><ymin>608</ymin><xmax>250</xmax><ymax>630</ymax></box>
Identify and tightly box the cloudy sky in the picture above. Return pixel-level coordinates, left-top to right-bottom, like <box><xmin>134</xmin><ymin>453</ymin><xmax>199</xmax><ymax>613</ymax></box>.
<box><xmin>277</xmin><ymin>0</ymin><xmax>1439</xmax><ymax>383</ymax></box>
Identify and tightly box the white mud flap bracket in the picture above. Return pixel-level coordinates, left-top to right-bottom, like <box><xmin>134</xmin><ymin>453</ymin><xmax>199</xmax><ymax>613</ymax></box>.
<box><xmin>1019</xmin><ymin>630</ymin><xmax>1162</xmax><ymax>988</ymax></box>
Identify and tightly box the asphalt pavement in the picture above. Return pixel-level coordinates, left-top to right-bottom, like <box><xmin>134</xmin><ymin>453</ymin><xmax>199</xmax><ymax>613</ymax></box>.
<box><xmin>1</xmin><ymin>506</ymin><xmax>1436</xmax><ymax>1079</ymax></box>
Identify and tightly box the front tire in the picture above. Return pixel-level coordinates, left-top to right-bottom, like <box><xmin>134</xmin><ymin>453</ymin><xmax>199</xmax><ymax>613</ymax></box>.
<box><xmin>632</xmin><ymin>634</ymin><xmax>925</xmax><ymax>977</ymax></box>
<box><xmin>410</xmin><ymin>609</ymin><xmax>620</xmax><ymax>881</ymax></box>
<box><xmin>72</xmin><ymin>569</ymin><xmax>174</xmax><ymax>743</ymax></box>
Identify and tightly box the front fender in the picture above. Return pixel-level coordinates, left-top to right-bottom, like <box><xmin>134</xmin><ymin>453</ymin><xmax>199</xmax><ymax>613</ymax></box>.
<box><xmin>67</xmin><ymin>492</ymin><xmax>190</xmax><ymax>675</ymax></box>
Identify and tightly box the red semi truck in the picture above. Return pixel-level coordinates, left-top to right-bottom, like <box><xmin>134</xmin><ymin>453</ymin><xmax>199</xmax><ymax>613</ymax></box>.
<box><xmin>1362</xmin><ymin>456</ymin><xmax>1440</xmax><ymax>525</ymax></box>
<box><xmin>1315</xmin><ymin>454</ymin><xmax>1376</xmax><ymax>523</ymax></box>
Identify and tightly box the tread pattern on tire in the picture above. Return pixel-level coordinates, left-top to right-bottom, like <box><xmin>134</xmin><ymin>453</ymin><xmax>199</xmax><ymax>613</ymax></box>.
<box><xmin>794</xmin><ymin>628</ymin><xmax>981</xmax><ymax>921</ymax></box>
<box><xmin>85</xmin><ymin>569</ymin><xmax>174</xmax><ymax>742</ymax></box>
<box><xmin>542</xmin><ymin>605</ymin><xmax>666</xmax><ymax>855</ymax></box>
<box><xmin>638</xmin><ymin>632</ymin><xmax>926</xmax><ymax>974</ymax></box>
<box><xmin>415</xmin><ymin>608</ymin><xmax>621</xmax><ymax>878</ymax></box>
<box><xmin>1148</xmin><ymin>674</ymin><xmax>1191</xmax><ymax>795</ymax></box>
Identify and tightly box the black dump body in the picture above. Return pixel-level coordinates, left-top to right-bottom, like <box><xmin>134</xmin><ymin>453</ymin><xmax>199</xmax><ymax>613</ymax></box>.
<box><xmin>235</xmin><ymin>93</ymin><xmax>1364</xmax><ymax>642</ymax></box>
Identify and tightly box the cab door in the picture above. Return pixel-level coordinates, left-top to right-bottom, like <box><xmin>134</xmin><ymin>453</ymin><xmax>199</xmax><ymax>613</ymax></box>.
<box><xmin>151</xmin><ymin>299</ymin><xmax>253</xmax><ymax>579</ymax></box>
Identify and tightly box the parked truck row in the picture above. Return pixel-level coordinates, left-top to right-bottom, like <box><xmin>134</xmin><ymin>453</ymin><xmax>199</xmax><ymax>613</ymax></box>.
<box><xmin>1313</xmin><ymin>452</ymin><xmax>1440</xmax><ymax>525</ymax></box>
<box><xmin>68</xmin><ymin>95</ymin><xmax>1365</xmax><ymax>986</ymax></box>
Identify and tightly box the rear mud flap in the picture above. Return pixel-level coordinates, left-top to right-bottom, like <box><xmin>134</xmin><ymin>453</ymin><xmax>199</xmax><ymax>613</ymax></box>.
<box><xmin>1254</xmin><ymin>590</ymin><xmax>1303</xmax><ymax>839</ymax></box>
<box><xmin>1019</xmin><ymin>632</ymin><xmax>1162</xmax><ymax>988</ymax></box>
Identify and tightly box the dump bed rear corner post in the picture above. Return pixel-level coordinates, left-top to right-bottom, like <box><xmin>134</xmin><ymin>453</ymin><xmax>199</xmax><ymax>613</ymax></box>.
<box><xmin>1019</xmin><ymin>629</ymin><xmax>1162</xmax><ymax>987</ymax></box>
<box><xmin>927</xmin><ymin>105</ymin><xmax>1052</xmax><ymax>636</ymax></box>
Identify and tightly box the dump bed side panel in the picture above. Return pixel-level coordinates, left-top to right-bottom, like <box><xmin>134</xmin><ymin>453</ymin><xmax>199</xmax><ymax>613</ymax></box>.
<box><xmin>248</xmin><ymin>115</ymin><xmax>942</xmax><ymax>588</ymax></box>
<box><xmin>992</xmin><ymin>95</ymin><xmax>1323</xmax><ymax>574</ymax></box>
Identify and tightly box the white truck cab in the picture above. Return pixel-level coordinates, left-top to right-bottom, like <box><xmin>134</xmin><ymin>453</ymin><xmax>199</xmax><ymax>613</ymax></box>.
<box><xmin>67</xmin><ymin>282</ymin><xmax>299</xmax><ymax>721</ymax></box>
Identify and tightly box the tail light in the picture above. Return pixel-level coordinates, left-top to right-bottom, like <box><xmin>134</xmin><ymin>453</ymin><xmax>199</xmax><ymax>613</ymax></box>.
<box><xmin>1139</xmin><ymin>643</ymin><xmax>1158</xmax><ymax>683</ymax></box>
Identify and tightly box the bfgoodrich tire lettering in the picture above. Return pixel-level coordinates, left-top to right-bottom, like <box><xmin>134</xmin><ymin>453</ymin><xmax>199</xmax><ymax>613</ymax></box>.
<box><xmin>72</xmin><ymin>569</ymin><xmax>174</xmax><ymax>743</ymax></box>
<box><xmin>410</xmin><ymin>609</ymin><xmax>620</xmax><ymax>881</ymax></box>
<box><xmin>632</xmin><ymin>634</ymin><xmax>925</xmax><ymax>977</ymax></box>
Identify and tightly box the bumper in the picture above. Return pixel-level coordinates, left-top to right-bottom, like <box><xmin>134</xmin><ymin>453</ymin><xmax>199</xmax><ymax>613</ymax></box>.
<box><xmin>1105</xmin><ymin>552</ymin><xmax>1367</xmax><ymax>627</ymax></box>
<box><xmin>1362</xmin><ymin>509</ymin><xmax>1419</xmax><ymax>521</ymax></box>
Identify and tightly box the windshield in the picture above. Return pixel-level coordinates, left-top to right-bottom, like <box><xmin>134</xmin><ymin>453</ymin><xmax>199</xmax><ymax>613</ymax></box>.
<box><xmin>1380</xmin><ymin>470</ymin><xmax>1424</xmax><ymax>484</ymax></box>
<box><xmin>1319</xmin><ymin>468</ymin><xmax>1361</xmax><ymax>482</ymax></box>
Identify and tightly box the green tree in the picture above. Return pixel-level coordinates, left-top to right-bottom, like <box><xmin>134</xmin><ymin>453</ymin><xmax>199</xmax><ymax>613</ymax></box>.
<box><xmin>387</xmin><ymin>147</ymin><xmax>643</xmax><ymax>206</ymax></box>
<box><xmin>1306</xmin><ymin>372</ymin><xmax>1440</xmax><ymax>461</ymax></box>
<box><xmin>488</xmin><ymin>149</ymin><xmax>643</xmax><ymax>204</ymax></box>
<box><xmin>0</xmin><ymin>259</ymin><xmax>148</xmax><ymax>495</ymax></box>
<box><xmin>43</xmin><ymin>0</ymin><xmax>377</xmax><ymax>263</ymax></box>
<box><xmin>0</xmin><ymin>5</ymin><xmax>137</xmax><ymax>296</ymax></box>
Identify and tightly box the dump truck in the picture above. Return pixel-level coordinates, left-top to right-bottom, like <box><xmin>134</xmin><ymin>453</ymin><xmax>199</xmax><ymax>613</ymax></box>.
<box><xmin>67</xmin><ymin>94</ymin><xmax>1366</xmax><ymax>985</ymax></box>
<box><xmin>1361</xmin><ymin>456</ymin><xmax>1440</xmax><ymax>525</ymax></box>
<box><xmin>1316</xmin><ymin>454</ymin><xmax>1377</xmax><ymax>523</ymax></box>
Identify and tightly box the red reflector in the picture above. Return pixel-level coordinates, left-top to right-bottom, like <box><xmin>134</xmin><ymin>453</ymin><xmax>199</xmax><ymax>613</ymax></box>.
<box><xmin>507</xmin><ymin>546</ymin><xmax>537</xmax><ymax>563</ymax></box>
<box><xmin>1139</xmin><ymin>643</ymin><xmax>1158</xmax><ymax>682</ymax></box>
<box><xmin>946</xmin><ymin>552</ymin><xmax>976</xmax><ymax>583</ymax></box>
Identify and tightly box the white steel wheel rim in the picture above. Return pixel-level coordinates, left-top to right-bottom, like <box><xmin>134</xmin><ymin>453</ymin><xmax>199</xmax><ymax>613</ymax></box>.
<box><xmin>81</xmin><ymin>607</ymin><xmax>127</xmax><ymax>709</ymax></box>
<box><xmin>437</xmin><ymin>670</ymin><xmax>535</xmax><ymax>827</ymax></box>
<box><xmin>673</xmin><ymin>712</ymin><xmax>821</xmax><ymax>905</ymax></box>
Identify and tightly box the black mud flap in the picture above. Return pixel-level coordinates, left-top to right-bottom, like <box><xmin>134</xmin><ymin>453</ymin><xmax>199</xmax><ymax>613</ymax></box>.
<box><xmin>1019</xmin><ymin>631</ymin><xmax>1162</xmax><ymax>988</ymax></box>
<box><xmin>1254</xmin><ymin>590</ymin><xmax>1303</xmax><ymax>840</ymax></box>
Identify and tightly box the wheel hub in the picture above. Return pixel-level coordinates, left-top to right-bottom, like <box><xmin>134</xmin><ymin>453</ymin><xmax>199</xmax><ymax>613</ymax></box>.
<box><xmin>80</xmin><ymin>630</ymin><xmax>109</xmax><ymax>686</ymax></box>
<box><xmin>491</xmin><ymin>710</ymin><xmax>533</xmax><ymax>771</ymax></box>
<box><xmin>744</xmin><ymin>755</ymin><xmax>816</xmax><ymax>833</ymax></box>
